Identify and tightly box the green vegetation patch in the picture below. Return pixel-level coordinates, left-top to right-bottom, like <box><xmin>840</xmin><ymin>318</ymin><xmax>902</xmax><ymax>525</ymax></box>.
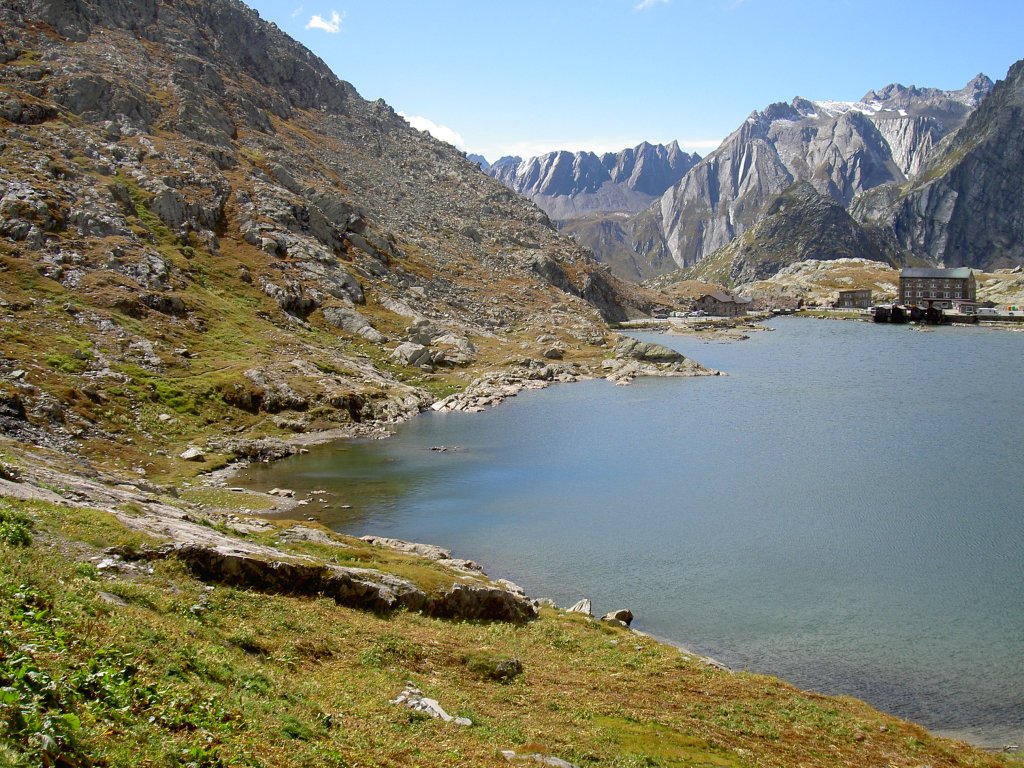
<box><xmin>0</xmin><ymin>494</ymin><xmax>1012</xmax><ymax>768</ymax></box>
<box><xmin>0</xmin><ymin>503</ymin><xmax>33</xmax><ymax>546</ymax></box>
<box><xmin>595</xmin><ymin>715</ymin><xmax>744</xmax><ymax>767</ymax></box>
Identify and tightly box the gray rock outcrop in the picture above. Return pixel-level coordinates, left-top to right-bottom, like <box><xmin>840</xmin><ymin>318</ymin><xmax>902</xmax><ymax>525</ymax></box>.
<box><xmin>600</xmin><ymin>608</ymin><xmax>634</xmax><ymax>627</ymax></box>
<box><xmin>854</xmin><ymin>62</ymin><xmax>1024</xmax><ymax>270</ymax></box>
<box><xmin>391</xmin><ymin>683</ymin><xmax>472</xmax><ymax>726</ymax></box>
<box><xmin>603</xmin><ymin>337</ymin><xmax>717</xmax><ymax>385</ymax></box>
<box><xmin>487</xmin><ymin>141</ymin><xmax>700</xmax><ymax>220</ymax></box>
<box><xmin>322</xmin><ymin>305</ymin><xmax>385</xmax><ymax>343</ymax></box>
<box><xmin>361</xmin><ymin>535</ymin><xmax>483</xmax><ymax>574</ymax></box>
<box><xmin>113</xmin><ymin>541</ymin><xmax>536</xmax><ymax>622</ymax></box>
<box><xmin>567</xmin><ymin>598</ymin><xmax>592</xmax><ymax>616</ymax></box>
<box><xmin>655</xmin><ymin>79</ymin><xmax>989</xmax><ymax>270</ymax></box>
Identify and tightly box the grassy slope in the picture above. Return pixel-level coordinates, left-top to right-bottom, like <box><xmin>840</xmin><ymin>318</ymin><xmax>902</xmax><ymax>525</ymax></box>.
<box><xmin>0</xmin><ymin>495</ymin><xmax>1017</xmax><ymax>768</ymax></box>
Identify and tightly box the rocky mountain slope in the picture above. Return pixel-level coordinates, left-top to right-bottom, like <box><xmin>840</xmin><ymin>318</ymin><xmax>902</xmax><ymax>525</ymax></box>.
<box><xmin>482</xmin><ymin>142</ymin><xmax>700</xmax><ymax>282</ymax></box>
<box><xmin>486</xmin><ymin>141</ymin><xmax>700</xmax><ymax>220</ymax></box>
<box><xmin>854</xmin><ymin>60</ymin><xmax>1024</xmax><ymax>271</ymax></box>
<box><xmin>675</xmin><ymin>182</ymin><xmax>903</xmax><ymax>288</ymax></box>
<box><xmin>579</xmin><ymin>75</ymin><xmax>991</xmax><ymax>282</ymax></box>
<box><xmin>0</xmin><ymin>0</ymin><xmax>666</xmax><ymax>479</ymax></box>
<box><xmin>655</xmin><ymin>75</ymin><xmax>991</xmax><ymax>270</ymax></box>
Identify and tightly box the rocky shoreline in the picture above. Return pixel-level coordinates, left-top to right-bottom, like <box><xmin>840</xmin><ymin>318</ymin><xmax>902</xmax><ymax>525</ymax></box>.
<box><xmin>3</xmin><ymin>325</ymin><xmax>1020</xmax><ymax>759</ymax></box>
<box><xmin>0</xmin><ymin>332</ymin><xmax>717</xmax><ymax>620</ymax></box>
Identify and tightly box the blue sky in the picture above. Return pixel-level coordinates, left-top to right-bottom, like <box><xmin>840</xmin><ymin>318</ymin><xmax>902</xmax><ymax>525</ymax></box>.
<box><xmin>247</xmin><ymin>0</ymin><xmax>1024</xmax><ymax>162</ymax></box>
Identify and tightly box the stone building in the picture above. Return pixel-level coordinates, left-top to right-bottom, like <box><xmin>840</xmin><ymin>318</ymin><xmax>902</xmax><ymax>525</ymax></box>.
<box><xmin>695</xmin><ymin>292</ymin><xmax>752</xmax><ymax>317</ymax></box>
<box><xmin>835</xmin><ymin>289</ymin><xmax>873</xmax><ymax>309</ymax></box>
<box><xmin>899</xmin><ymin>268</ymin><xmax>976</xmax><ymax>309</ymax></box>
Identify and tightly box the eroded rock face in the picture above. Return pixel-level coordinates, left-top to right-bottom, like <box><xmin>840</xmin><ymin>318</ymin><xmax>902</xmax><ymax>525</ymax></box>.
<box><xmin>858</xmin><ymin>61</ymin><xmax>1024</xmax><ymax>270</ymax></box>
<box><xmin>563</xmin><ymin>76</ymin><xmax>993</xmax><ymax>276</ymax></box>
<box><xmin>123</xmin><ymin>541</ymin><xmax>537</xmax><ymax>622</ymax></box>
<box><xmin>487</xmin><ymin>141</ymin><xmax>701</xmax><ymax>220</ymax></box>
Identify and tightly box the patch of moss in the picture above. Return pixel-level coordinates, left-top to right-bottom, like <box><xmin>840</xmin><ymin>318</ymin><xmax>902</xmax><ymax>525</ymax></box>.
<box><xmin>595</xmin><ymin>715</ymin><xmax>744</xmax><ymax>767</ymax></box>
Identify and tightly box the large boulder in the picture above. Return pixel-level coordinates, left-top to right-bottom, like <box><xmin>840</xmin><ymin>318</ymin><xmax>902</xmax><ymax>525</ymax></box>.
<box><xmin>322</xmin><ymin>305</ymin><xmax>385</xmax><ymax>343</ymax></box>
<box><xmin>603</xmin><ymin>336</ymin><xmax>718</xmax><ymax>385</ymax></box>
<box><xmin>613</xmin><ymin>337</ymin><xmax>685</xmax><ymax>363</ymax></box>
<box><xmin>426</xmin><ymin>583</ymin><xmax>538</xmax><ymax>623</ymax></box>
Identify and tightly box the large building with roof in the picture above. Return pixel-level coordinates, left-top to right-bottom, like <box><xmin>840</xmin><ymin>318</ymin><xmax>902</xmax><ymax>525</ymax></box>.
<box><xmin>695</xmin><ymin>291</ymin><xmax>752</xmax><ymax>316</ymax></box>
<box><xmin>899</xmin><ymin>268</ymin><xmax>976</xmax><ymax>309</ymax></box>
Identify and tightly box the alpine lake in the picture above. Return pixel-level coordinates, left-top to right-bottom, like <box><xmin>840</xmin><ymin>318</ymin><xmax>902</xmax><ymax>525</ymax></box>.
<box><xmin>241</xmin><ymin>317</ymin><xmax>1024</xmax><ymax>749</ymax></box>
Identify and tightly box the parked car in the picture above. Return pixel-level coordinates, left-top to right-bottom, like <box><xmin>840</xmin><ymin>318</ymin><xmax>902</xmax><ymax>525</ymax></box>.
<box><xmin>688</xmin><ymin>310</ymin><xmax>707</xmax><ymax>317</ymax></box>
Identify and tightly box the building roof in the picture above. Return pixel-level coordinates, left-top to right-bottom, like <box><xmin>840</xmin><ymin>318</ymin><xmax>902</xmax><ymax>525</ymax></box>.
<box><xmin>701</xmin><ymin>292</ymin><xmax>752</xmax><ymax>304</ymax></box>
<box><xmin>900</xmin><ymin>267</ymin><xmax>974</xmax><ymax>279</ymax></box>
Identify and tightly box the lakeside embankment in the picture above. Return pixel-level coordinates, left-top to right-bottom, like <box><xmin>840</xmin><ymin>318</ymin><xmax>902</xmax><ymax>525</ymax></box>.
<box><xmin>2</xmin><ymin>444</ymin><xmax>1020</xmax><ymax>767</ymax></box>
<box><xmin>230</xmin><ymin>317</ymin><xmax>1024</xmax><ymax>754</ymax></box>
<box><xmin>2</xmin><ymin>321</ymin><xmax>1020</xmax><ymax>764</ymax></box>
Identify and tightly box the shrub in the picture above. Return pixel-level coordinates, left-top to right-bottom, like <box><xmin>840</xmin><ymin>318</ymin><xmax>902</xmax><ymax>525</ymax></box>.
<box><xmin>0</xmin><ymin>505</ymin><xmax>32</xmax><ymax>546</ymax></box>
<box><xmin>462</xmin><ymin>653</ymin><xmax>523</xmax><ymax>683</ymax></box>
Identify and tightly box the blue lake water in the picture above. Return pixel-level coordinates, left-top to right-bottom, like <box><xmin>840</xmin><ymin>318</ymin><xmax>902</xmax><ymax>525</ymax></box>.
<box><xmin>242</xmin><ymin>318</ymin><xmax>1024</xmax><ymax>747</ymax></box>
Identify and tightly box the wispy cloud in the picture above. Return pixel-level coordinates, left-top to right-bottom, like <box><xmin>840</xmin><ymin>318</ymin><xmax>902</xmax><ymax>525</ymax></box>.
<box><xmin>634</xmin><ymin>0</ymin><xmax>669</xmax><ymax>10</ymax></box>
<box><xmin>306</xmin><ymin>10</ymin><xmax>343</xmax><ymax>33</ymax></box>
<box><xmin>399</xmin><ymin>114</ymin><xmax>467</xmax><ymax>150</ymax></box>
<box><xmin>291</xmin><ymin>6</ymin><xmax>304</xmax><ymax>18</ymax></box>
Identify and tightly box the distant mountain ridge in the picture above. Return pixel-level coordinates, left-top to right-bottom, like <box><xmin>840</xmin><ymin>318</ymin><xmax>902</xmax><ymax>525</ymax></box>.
<box><xmin>654</xmin><ymin>74</ymin><xmax>993</xmax><ymax>270</ymax></box>
<box><xmin>854</xmin><ymin>61</ymin><xmax>1024</xmax><ymax>271</ymax></box>
<box><xmin>483</xmin><ymin>75</ymin><xmax>1000</xmax><ymax>285</ymax></box>
<box><xmin>650</xmin><ymin>64</ymin><xmax>1024</xmax><ymax>293</ymax></box>
<box><xmin>484</xmin><ymin>141</ymin><xmax>701</xmax><ymax>220</ymax></box>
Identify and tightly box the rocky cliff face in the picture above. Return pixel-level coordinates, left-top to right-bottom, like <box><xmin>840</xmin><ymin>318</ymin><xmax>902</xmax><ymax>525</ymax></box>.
<box><xmin>486</xmin><ymin>141</ymin><xmax>700</xmax><ymax>220</ymax></box>
<box><xmin>854</xmin><ymin>63</ymin><xmax>1024</xmax><ymax>271</ymax></box>
<box><xmin>654</xmin><ymin>77</ymin><xmax>990</xmax><ymax>269</ymax></box>
<box><xmin>676</xmin><ymin>182</ymin><xmax>902</xmax><ymax>287</ymax></box>
<box><xmin>0</xmin><ymin>0</ymin><xmax>660</xmax><ymax>473</ymax></box>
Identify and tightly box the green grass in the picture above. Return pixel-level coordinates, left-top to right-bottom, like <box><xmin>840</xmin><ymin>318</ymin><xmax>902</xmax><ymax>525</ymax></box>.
<box><xmin>0</xmin><ymin>503</ymin><xmax>32</xmax><ymax>546</ymax></box>
<box><xmin>0</xmin><ymin>495</ymin><xmax>1016</xmax><ymax>768</ymax></box>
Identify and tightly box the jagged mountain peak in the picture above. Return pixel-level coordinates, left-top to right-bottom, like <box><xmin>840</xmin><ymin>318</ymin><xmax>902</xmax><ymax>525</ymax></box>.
<box><xmin>862</xmin><ymin>74</ymin><xmax>993</xmax><ymax>110</ymax></box>
<box><xmin>952</xmin><ymin>73</ymin><xmax>996</xmax><ymax>107</ymax></box>
<box><xmin>739</xmin><ymin>75</ymin><xmax>996</xmax><ymax>131</ymax></box>
<box><xmin>855</xmin><ymin>59</ymin><xmax>1024</xmax><ymax>271</ymax></box>
<box><xmin>485</xmin><ymin>141</ymin><xmax>700</xmax><ymax>220</ymax></box>
<box><xmin>645</xmin><ymin>72</ymin><xmax>996</xmax><ymax>271</ymax></box>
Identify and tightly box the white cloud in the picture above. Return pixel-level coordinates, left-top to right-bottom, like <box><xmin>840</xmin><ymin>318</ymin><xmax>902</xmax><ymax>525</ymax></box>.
<box><xmin>291</xmin><ymin>6</ymin><xmax>304</xmax><ymax>18</ymax></box>
<box><xmin>306</xmin><ymin>10</ymin><xmax>343</xmax><ymax>33</ymax></box>
<box><xmin>399</xmin><ymin>114</ymin><xmax>467</xmax><ymax>150</ymax></box>
<box><xmin>634</xmin><ymin>0</ymin><xmax>669</xmax><ymax>10</ymax></box>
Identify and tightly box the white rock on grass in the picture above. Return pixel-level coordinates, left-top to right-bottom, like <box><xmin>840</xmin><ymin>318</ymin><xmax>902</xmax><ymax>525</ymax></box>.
<box><xmin>390</xmin><ymin>683</ymin><xmax>472</xmax><ymax>726</ymax></box>
<box><xmin>566</xmin><ymin>598</ymin><xmax>592</xmax><ymax>616</ymax></box>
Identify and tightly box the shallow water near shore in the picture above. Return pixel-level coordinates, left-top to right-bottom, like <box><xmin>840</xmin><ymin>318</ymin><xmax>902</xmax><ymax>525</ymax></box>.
<box><xmin>243</xmin><ymin>318</ymin><xmax>1024</xmax><ymax>748</ymax></box>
